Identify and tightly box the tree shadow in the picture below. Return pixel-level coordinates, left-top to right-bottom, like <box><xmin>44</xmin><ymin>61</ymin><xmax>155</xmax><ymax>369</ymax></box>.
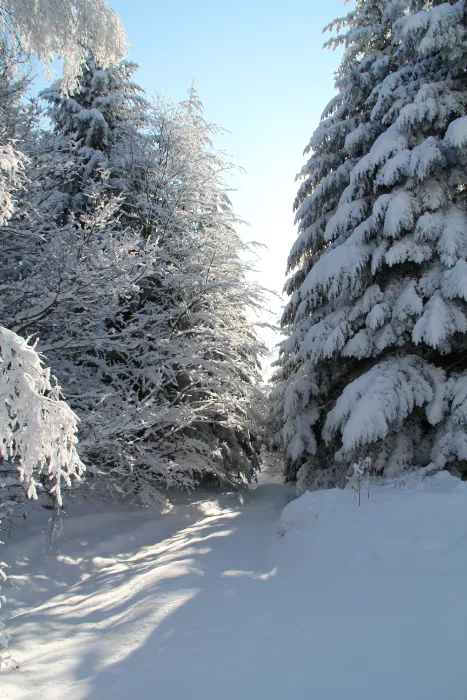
<box><xmin>83</xmin><ymin>497</ymin><xmax>288</xmax><ymax>698</ymax></box>
<box><xmin>4</xmin><ymin>484</ymin><xmax>294</xmax><ymax>699</ymax></box>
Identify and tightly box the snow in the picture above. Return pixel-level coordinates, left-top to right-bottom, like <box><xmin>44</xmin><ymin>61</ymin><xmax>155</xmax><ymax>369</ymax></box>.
<box><xmin>300</xmin><ymin>241</ymin><xmax>372</xmax><ymax>302</ymax></box>
<box><xmin>324</xmin><ymin>356</ymin><xmax>444</xmax><ymax>455</ymax></box>
<box><xmin>2</xmin><ymin>471</ymin><xmax>467</xmax><ymax>698</ymax></box>
<box><xmin>383</xmin><ymin>190</ymin><xmax>414</xmax><ymax>238</ymax></box>
<box><xmin>442</xmin><ymin>260</ymin><xmax>467</xmax><ymax>302</ymax></box>
<box><xmin>412</xmin><ymin>292</ymin><xmax>467</xmax><ymax>349</ymax></box>
<box><xmin>0</xmin><ymin>327</ymin><xmax>83</xmax><ymax>505</ymax></box>
<box><xmin>351</xmin><ymin>124</ymin><xmax>408</xmax><ymax>183</ymax></box>
<box><xmin>2</xmin><ymin>0</ymin><xmax>128</xmax><ymax>93</ymax></box>
<box><xmin>445</xmin><ymin>116</ymin><xmax>467</xmax><ymax>149</ymax></box>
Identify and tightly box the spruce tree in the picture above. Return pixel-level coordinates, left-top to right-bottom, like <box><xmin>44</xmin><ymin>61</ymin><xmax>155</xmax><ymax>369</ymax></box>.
<box><xmin>274</xmin><ymin>0</ymin><xmax>467</xmax><ymax>493</ymax></box>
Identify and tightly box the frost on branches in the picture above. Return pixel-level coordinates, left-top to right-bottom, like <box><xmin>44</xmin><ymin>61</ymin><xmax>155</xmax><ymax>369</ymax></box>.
<box><xmin>1</xmin><ymin>0</ymin><xmax>128</xmax><ymax>91</ymax></box>
<box><xmin>273</xmin><ymin>0</ymin><xmax>467</xmax><ymax>493</ymax></box>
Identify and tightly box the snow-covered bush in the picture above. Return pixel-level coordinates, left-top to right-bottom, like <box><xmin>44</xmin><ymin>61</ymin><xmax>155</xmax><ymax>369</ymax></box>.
<box><xmin>273</xmin><ymin>0</ymin><xmax>467</xmax><ymax>492</ymax></box>
<box><xmin>0</xmin><ymin>326</ymin><xmax>84</xmax><ymax>667</ymax></box>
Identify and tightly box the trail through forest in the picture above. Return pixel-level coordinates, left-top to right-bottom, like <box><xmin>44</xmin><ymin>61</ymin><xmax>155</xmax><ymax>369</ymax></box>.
<box><xmin>3</xmin><ymin>471</ymin><xmax>467</xmax><ymax>699</ymax></box>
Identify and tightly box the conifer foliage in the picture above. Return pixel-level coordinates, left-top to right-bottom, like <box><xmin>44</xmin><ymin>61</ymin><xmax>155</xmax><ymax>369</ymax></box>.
<box><xmin>274</xmin><ymin>0</ymin><xmax>467</xmax><ymax>493</ymax></box>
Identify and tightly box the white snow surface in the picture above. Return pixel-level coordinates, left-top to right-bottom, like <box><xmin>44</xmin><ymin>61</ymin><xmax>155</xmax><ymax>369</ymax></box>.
<box><xmin>2</xmin><ymin>470</ymin><xmax>467</xmax><ymax>698</ymax></box>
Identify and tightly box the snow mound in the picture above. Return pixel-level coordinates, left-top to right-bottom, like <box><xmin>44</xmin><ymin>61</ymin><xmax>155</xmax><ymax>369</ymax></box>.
<box><xmin>279</xmin><ymin>471</ymin><xmax>467</xmax><ymax>572</ymax></box>
<box><xmin>274</xmin><ymin>471</ymin><xmax>467</xmax><ymax>698</ymax></box>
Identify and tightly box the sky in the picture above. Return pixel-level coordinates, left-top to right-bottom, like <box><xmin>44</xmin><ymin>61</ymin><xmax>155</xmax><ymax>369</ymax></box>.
<box><xmin>103</xmin><ymin>0</ymin><xmax>346</xmax><ymax>351</ymax></box>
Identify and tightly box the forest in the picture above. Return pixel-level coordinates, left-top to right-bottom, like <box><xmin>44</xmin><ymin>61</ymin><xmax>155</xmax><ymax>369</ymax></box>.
<box><xmin>1</xmin><ymin>1</ymin><xmax>467</xmax><ymax>697</ymax></box>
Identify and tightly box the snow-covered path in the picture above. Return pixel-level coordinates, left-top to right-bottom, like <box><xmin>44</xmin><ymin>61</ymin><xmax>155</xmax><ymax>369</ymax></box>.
<box><xmin>3</xmin><ymin>472</ymin><xmax>467</xmax><ymax>699</ymax></box>
<box><xmin>2</xmin><ymin>481</ymin><xmax>294</xmax><ymax>699</ymax></box>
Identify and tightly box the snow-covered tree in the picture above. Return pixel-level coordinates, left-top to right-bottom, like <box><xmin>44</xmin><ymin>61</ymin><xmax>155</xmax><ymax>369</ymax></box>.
<box><xmin>0</xmin><ymin>57</ymin><xmax>145</xmax><ymax>485</ymax></box>
<box><xmin>119</xmin><ymin>93</ymin><xmax>267</xmax><ymax>498</ymax></box>
<box><xmin>116</xmin><ymin>91</ymin><xmax>267</xmax><ymax>498</ymax></box>
<box><xmin>2</xmin><ymin>68</ymin><xmax>266</xmax><ymax>504</ymax></box>
<box><xmin>0</xmin><ymin>38</ymin><xmax>83</xmax><ymax>508</ymax></box>
<box><xmin>1</xmin><ymin>56</ymin><xmax>145</xmax><ymax>320</ymax></box>
<box><xmin>39</xmin><ymin>56</ymin><xmax>147</xmax><ymax>182</ymax></box>
<box><xmin>0</xmin><ymin>4</ymin><xmax>129</xmax><ymax>485</ymax></box>
<box><xmin>103</xmin><ymin>90</ymin><xmax>266</xmax><ymax>501</ymax></box>
<box><xmin>0</xmin><ymin>0</ymin><xmax>129</xmax><ymax>273</ymax></box>
<box><xmin>275</xmin><ymin>0</ymin><xmax>467</xmax><ymax>493</ymax></box>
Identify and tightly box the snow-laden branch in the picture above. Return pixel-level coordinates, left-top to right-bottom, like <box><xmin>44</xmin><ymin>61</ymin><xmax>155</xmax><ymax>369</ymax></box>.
<box><xmin>0</xmin><ymin>0</ymin><xmax>129</xmax><ymax>91</ymax></box>
<box><xmin>0</xmin><ymin>326</ymin><xmax>84</xmax><ymax>506</ymax></box>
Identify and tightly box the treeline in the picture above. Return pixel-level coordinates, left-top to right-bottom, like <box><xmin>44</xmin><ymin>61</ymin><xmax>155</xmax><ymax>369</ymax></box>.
<box><xmin>0</xmin><ymin>46</ymin><xmax>267</xmax><ymax>511</ymax></box>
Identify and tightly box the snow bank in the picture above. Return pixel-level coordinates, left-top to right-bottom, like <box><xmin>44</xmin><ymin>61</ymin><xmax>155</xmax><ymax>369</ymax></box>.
<box><xmin>275</xmin><ymin>471</ymin><xmax>467</xmax><ymax>699</ymax></box>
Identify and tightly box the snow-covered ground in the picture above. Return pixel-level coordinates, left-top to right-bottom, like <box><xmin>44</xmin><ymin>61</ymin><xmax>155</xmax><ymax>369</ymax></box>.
<box><xmin>2</xmin><ymin>470</ymin><xmax>467</xmax><ymax>699</ymax></box>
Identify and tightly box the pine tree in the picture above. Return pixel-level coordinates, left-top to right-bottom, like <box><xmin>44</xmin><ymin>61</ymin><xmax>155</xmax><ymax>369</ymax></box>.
<box><xmin>274</xmin><ymin>0</ymin><xmax>467</xmax><ymax>493</ymax></box>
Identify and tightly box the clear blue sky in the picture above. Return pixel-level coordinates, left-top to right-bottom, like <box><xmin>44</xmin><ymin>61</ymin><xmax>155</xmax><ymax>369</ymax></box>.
<box><xmin>106</xmin><ymin>0</ymin><xmax>346</xmax><ymax>323</ymax></box>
